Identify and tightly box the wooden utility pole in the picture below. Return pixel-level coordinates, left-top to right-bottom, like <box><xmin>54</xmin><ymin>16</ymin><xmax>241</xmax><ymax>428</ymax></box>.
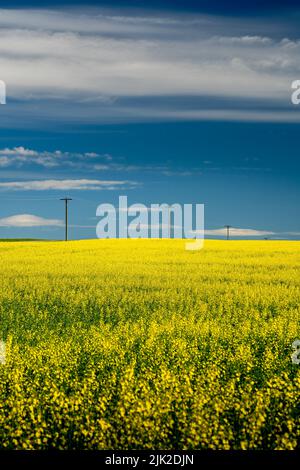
<box><xmin>224</xmin><ymin>225</ymin><xmax>231</xmax><ymax>240</ymax></box>
<box><xmin>60</xmin><ymin>197</ymin><xmax>72</xmax><ymax>241</ymax></box>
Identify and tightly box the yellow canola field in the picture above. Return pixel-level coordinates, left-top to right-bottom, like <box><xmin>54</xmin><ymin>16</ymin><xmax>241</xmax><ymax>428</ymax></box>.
<box><xmin>0</xmin><ymin>239</ymin><xmax>299</xmax><ymax>449</ymax></box>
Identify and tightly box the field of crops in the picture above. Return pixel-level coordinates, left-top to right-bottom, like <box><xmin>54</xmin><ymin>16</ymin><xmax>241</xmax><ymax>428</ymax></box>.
<box><xmin>0</xmin><ymin>239</ymin><xmax>299</xmax><ymax>450</ymax></box>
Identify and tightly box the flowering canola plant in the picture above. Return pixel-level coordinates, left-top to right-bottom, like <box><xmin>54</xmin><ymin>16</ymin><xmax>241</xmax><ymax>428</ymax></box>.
<box><xmin>0</xmin><ymin>239</ymin><xmax>299</xmax><ymax>449</ymax></box>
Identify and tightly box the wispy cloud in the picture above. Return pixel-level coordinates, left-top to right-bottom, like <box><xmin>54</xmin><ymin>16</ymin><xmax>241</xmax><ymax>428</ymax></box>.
<box><xmin>0</xmin><ymin>147</ymin><xmax>112</xmax><ymax>168</ymax></box>
<box><xmin>0</xmin><ymin>146</ymin><xmax>203</xmax><ymax>176</ymax></box>
<box><xmin>280</xmin><ymin>231</ymin><xmax>300</xmax><ymax>236</ymax></box>
<box><xmin>0</xmin><ymin>8</ymin><xmax>299</xmax><ymax>124</ymax></box>
<box><xmin>0</xmin><ymin>214</ymin><xmax>63</xmax><ymax>227</ymax></box>
<box><xmin>204</xmin><ymin>227</ymin><xmax>275</xmax><ymax>237</ymax></box>
<box><xmin>0</xmin><ymin>179</ymin><xmax>138</xmax><ymax>191</ymax></box>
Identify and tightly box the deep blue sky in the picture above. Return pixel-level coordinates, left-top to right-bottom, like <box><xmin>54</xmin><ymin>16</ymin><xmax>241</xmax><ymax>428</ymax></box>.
<box><xmin>0</xmin><ymin>0</ymin><xmax>299</xmax><ymax>240</ymax></box>
<box><xmin>2</xmin><ymin>0</ymin><xmax>300</xmax><ymax>14</ymax></box>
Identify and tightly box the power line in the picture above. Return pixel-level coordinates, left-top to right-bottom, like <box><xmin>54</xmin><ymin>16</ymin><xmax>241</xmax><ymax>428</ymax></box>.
<box><xmin>71</xmin><ymin>196</ymin><xmax>95</xmax><ymax>204</ymax></box>
<box><xmin>0</xmin><ymin>197</ymin><xmax>59</xmax><ymax>201</ymax></box>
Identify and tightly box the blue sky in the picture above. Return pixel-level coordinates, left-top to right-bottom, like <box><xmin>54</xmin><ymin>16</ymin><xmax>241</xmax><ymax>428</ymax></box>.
<box><xmin>0</xmin><ymin>0</ymin><xmax>299</xmax><ymax>240</ymax></box>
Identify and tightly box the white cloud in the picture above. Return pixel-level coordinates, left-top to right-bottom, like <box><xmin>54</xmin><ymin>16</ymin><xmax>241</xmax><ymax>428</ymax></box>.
<box><xmin>110</xmin><ymin>108</ymin><xmax>300</xmax><ymax>123</ymax></box>
<box><xmin>0</xmin><ymin>8</ymin><xmax>298</xmax><ymax>123</ymax></box>
<box><xmin>0</xmin><ymin>146</ymin><xmax>204</xmax><ymax>174</ymax></box>
<box><xmin>0</xmin><ymin>147</ymin><xmax>37</xmax><ymax>156</ymax></box>
<box><xmin>190</xmin><ymin>227</ymin><xmax>275</xmax><ymax>237</ymax></box>
<box><xmin>0</xmin><ymin>214</ymin><xmax>63</xmax><ymax>227</ymax></box>
<box><xmin>1</xmin><ymin>27</ymin><xmax>293</xmax><ymax>99</ymax></box>
<box><xmin>204</xmin><ymin>227</ymin><xmax>275</xmax><ymax>237</ymax></box>
<box><xmin>0</xmin><ymin>147</ymin><xmax>112</xmax><ymax>168</ymax></box>
<box><xmin>0</xmin><ymin>179</ymin><xmax>138</xmax><ymax>191</ymax></box>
